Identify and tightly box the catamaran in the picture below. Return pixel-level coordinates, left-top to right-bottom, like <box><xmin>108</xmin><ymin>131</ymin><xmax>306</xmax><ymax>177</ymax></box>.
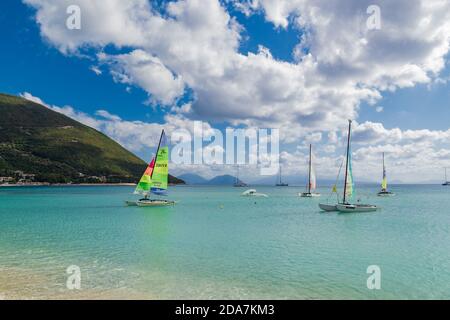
<box><xmin>377</xmin><ymin>152</ymin><xmax>395</xmax><ymax>196</ymax></box>
<box><xmin>299</xmin><ymin>144</ymin><xmax>320</xmax><ymax>197</ymax></box>
<box><xmin>275</xmin><ymin>166</ymin><xmax>288</xmax><ymax>186</ymax></box>
<box><xmin>125</xmin><ymin>130</ymin><xmax>175</xmax><ymax>207</ymax></box>
<box><xmin>319</xmin><ymin>120</ymin><xmax>378</xmax><ymax>213</ymax></box>
<box><xmin>234</xmin><ymin>165</ymin><xmax>248</xmax><ymax>187</ymax></box>
<box><xmin>443</xmin><ymin>168</ymin><xmax>450</xmax><ymax>186</ymax></box>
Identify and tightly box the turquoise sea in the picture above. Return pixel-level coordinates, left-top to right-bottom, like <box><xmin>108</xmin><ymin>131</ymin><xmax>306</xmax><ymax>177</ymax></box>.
<box><xmin>1</xmin><ymin>185</ymin><xmax>450</xmax><ymax>299</ymax></box>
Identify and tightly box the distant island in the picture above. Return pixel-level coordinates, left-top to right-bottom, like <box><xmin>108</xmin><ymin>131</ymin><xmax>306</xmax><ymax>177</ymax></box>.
<box><xmin>0</xmin><ymin>93</ymin><xmax>184</xmax><ymax>185</ymax></box>
<box><xmin>178</xmin><ymin>173</ymin><xmax>246</xmax><ymax>186</ymax></box>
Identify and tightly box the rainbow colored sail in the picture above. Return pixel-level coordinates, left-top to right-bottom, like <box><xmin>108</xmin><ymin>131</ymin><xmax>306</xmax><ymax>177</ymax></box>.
<box><xmin>134</xmin><ymin>130</ymin><xmax>169</xmax><ymax>196</ymax></box>
<box><xmin>134</xmin><ymin>158</ymin><xmax>155</xmax><ymax>195</ymax></box>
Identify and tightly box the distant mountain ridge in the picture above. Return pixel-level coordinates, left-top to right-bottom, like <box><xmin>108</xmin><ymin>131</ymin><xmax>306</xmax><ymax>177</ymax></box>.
<box><xmin>206</xmin><ymin>174</ymin><xmax>244</xmax><ymax>185</ymax></box>
<box><xmin>177</xmin><ymin>173</ymin><xmax>208</xmax><ymax>185</ymax></box>
<box><xmin>0</xmin><ymin>93</ymin><xmax>184</xmax><ymax>184</ymax></box>
<box><xmin>177</xmin><ymin>173</ymin><xmax>246</xmax><ymax>185</ymax></box>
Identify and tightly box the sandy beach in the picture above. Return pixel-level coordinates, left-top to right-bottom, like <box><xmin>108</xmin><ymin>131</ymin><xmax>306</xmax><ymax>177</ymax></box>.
<box><xmin>0</xmin><ymin>267</ymin><xmax>151</xmax><ymax>300</ymax></box>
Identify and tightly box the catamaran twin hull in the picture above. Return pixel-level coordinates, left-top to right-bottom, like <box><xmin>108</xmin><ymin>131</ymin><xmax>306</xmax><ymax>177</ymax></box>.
<box><xmin>318</xmin><ymin>203</ymin><xmax>337</xmax><ymax>212</ymax></box>
<box><xmin>377</xmin><ymin>191</ymin><xmax>395</xmax><ymax>197</ymax></box>
<box><xmin>137</xmin><ymin>199</ymin><xmax>175</xmax><ymax>207</ymax></box>
<box><xmin>299</xmin><ymin>192</ymin><xmax>321</xmax><ymax>198</ymax></box>
<box><xmin>126</xmin><ymin>199</ymin><xmax>176</xmax><ymax>207</ymax></box>
<box><xmin>319</xmin><ymin>203</ymin><xmax>379</xmax><ymax>213</ymax></box>
<box><xmin>336</xmin><ymin>203</ymin><xmax>378</xmax><ymax>213</ymax></box>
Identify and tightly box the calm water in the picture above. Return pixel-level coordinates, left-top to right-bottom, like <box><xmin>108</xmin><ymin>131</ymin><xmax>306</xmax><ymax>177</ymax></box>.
<box><xmin>1</xmin><ymin>185</ymin><xmax>450</xmax><ymax>299</ymax></box>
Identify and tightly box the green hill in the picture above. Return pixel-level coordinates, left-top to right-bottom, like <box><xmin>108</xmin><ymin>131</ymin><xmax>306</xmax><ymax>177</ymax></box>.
<box><xmin>0</xmin><ymin>93</ymin><xmax>184</xmax><ymax>185</ymax></box>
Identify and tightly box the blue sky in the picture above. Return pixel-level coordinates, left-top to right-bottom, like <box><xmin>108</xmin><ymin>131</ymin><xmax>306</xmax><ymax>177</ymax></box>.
<box><xmin>0</xmin><ymin>0</ymin><xmax>302</xmax><ymax>122</ymax></box>
<box><xmin>1</xmin><ymin>0</ymin><xmax>450</xmax><ymax>183</ymax></box>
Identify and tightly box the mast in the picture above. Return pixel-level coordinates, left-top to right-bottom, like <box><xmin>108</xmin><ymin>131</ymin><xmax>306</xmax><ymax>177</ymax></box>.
<box><xmin>308</xmin><ymin>144</ymin><xmax>312</xmax><ymax>193</ymax></box>
<box><xmin>382</xmin><ymin>152</ymin><xmax>385</xmax><ymax>189</ymax></box>
<box><xmin>150</xmin><ymin>129</ymin><xmax>164</xmax><ymax>179</ymax></box>
<box><xmin>446</xmin><ymin>168</ymin><xmax>448</xmax><ymax>182</ymax></box>
<box><xmin>343</xmin><ymin>120</ymin><xmax>352</xmax><ymax>204</ymax></box>
<box><xmin>279</xmin><ymin>166</ymin><xmax>282</xmax><ymax>184</ymax></box>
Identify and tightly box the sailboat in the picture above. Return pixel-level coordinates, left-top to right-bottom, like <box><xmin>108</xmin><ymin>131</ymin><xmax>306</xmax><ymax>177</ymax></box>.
<box><xmin>299</xmin><ymin>144</ymin><xmax>320</xmax><ymax>197</ymax></box>
<box><xmin>233</xmin><ymin>165</ymin><xmax>247</xmax><ymax>187</ymax></box>
<box><xmin>377</xmin><ymin>152</ymin><xmax>395</xmax><ymax>196</ymax></box>
<box><xmin>275</xmin><ymin>166</ymin><xmax>288</xmax><ymax>186</ymax></box>
<box><xmin>318</xmin><ymin>160</ymin><xmax>343</xmax><ymax>211</ymax></box>
<box><xmin>125</xmin><ymin>130</ymin><xmax>175</xmax><ymax>207</ymax></box>
<box><xmin>319</xmin><ymin>120</ymin><xmax>378</xmax><ymax>213</ymax></box>
<box><xmin>442</xmin><ymin>168</ymin><xmax>450</xmax><ymax>186</ymax></box>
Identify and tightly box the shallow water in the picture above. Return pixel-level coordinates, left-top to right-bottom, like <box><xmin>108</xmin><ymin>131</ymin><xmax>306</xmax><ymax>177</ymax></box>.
<box><xmin>1</xmin><ymin>185</ymin><xmax>450</xmax><ymax>299</ymax></box>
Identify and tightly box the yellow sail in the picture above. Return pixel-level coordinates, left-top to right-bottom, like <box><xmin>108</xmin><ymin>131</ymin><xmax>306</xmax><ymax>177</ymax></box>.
<box><xmin>381</xmin><ymin>153</ymin><xmax>387</xmax><ymax>190</ymax></box>
<box><xmin>381</xmin><ymin>177</ymin><xmax>387</xmax><ymax>190</ymax></box>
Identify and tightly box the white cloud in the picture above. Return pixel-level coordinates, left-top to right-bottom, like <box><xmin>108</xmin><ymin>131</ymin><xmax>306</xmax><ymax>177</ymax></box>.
<box><xmin>23</xmin><ymin>0</ymin><xmax>152</xmax><ymax>52</ymax></box>
<box><xmin>20</xmin><ymin>92</ymin><xmax>450</xmax><ymax>182</ymax></box>
<box><xmin>20</xmin><ymin>0</ymin><xmax>450</xmax><ymax>182</ymax></box>
<box><xmin>89</xmin><ymin>65</ymin><xmax>102</xmax><ymax>75</ymax></box>
<box><xmin>99</xmin><ymin>50</ymin><xmax>185</xmax><ymax>105</ymax></box>
<box><xmin>19</xmin><ymin>92</ymin><xmax>210</xmax><ymax>155</ymax></box>
<box><xmin>352</xmin><ymin>121</ymin><xmax>450</xmax><ymax>145</ymax></box>
<box><xmin>19</xmin><ymin>92</ymin><xmax>47</xmax><ymax>106</ymax></box>
<box><xmin>23</xmin><ymin>0</ymin><xmax>450</xmax><ymax>141</ymax></box>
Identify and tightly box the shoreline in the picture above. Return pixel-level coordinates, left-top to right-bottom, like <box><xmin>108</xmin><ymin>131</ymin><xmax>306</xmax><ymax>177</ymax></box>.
<box><xmin>0</xmin><ymin>266</ymin><xmax>153</xmax><ymax>300</ymax></box>
<box><xmin>0</xmin><ymin>183</ymin><xmax>137</xmax><ymax>188</ymax></box>
<box><xmin>0</xmin><ymin>183</ymin><xmax>184</xmax><ymax>188</ymax></box>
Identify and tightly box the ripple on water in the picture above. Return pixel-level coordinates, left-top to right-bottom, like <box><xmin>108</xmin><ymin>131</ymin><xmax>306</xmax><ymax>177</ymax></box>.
<box><xmin>2</xmin><ymin>185</ymin><xmax>450</xmax><ymax>299</ymax></box>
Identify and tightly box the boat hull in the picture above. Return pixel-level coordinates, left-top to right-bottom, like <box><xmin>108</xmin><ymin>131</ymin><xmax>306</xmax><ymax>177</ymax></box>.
<box><xmin>299</xmin><ymin>192</ymin><xmax>321</xmax><ymax>198</ymax></box>
<box><xmin>377</xmin><ymin>191</ymin><xmax>395</xmax><ymax>197</ymax></box>
<box><xmin>336</xmin><ymin>203</ymin><xmax>378</xmax><ymax>213</ymax></box>
<box><xmin>127</xmin><ymin>199</ymin><xmax>176</xmax><ymax>207</ymax></box>
<box><xmin>318</xmin><ymin>203</ymin><xmax>338</xmax><ymax>212</ymax></box>
<box><xmin>234</xmin><ymin>183</ymin><xmax>248</xmax><ymax>187</ymax></box>
<box><xmin>241</xmin><ymin>189</ymin><xmax>268</xmax><ymax>197</ymax></box>
<box><xmin>242</xmin><ymin>194</ymin><xmax>268</xmax><ymax>197</ymax></box>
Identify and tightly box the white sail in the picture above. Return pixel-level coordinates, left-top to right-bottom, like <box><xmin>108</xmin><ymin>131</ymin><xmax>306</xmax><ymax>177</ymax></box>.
<box><xmin>310</xmin><ymin>152</ymin><xmax>317</xmax><ymax>191</ymax></box>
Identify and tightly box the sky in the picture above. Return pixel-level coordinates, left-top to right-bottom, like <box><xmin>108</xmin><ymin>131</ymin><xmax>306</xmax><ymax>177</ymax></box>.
<box><xmin>1</xmin><ymin>0</ymin><xmax>450</xmax><ymax>184</ymax></box>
